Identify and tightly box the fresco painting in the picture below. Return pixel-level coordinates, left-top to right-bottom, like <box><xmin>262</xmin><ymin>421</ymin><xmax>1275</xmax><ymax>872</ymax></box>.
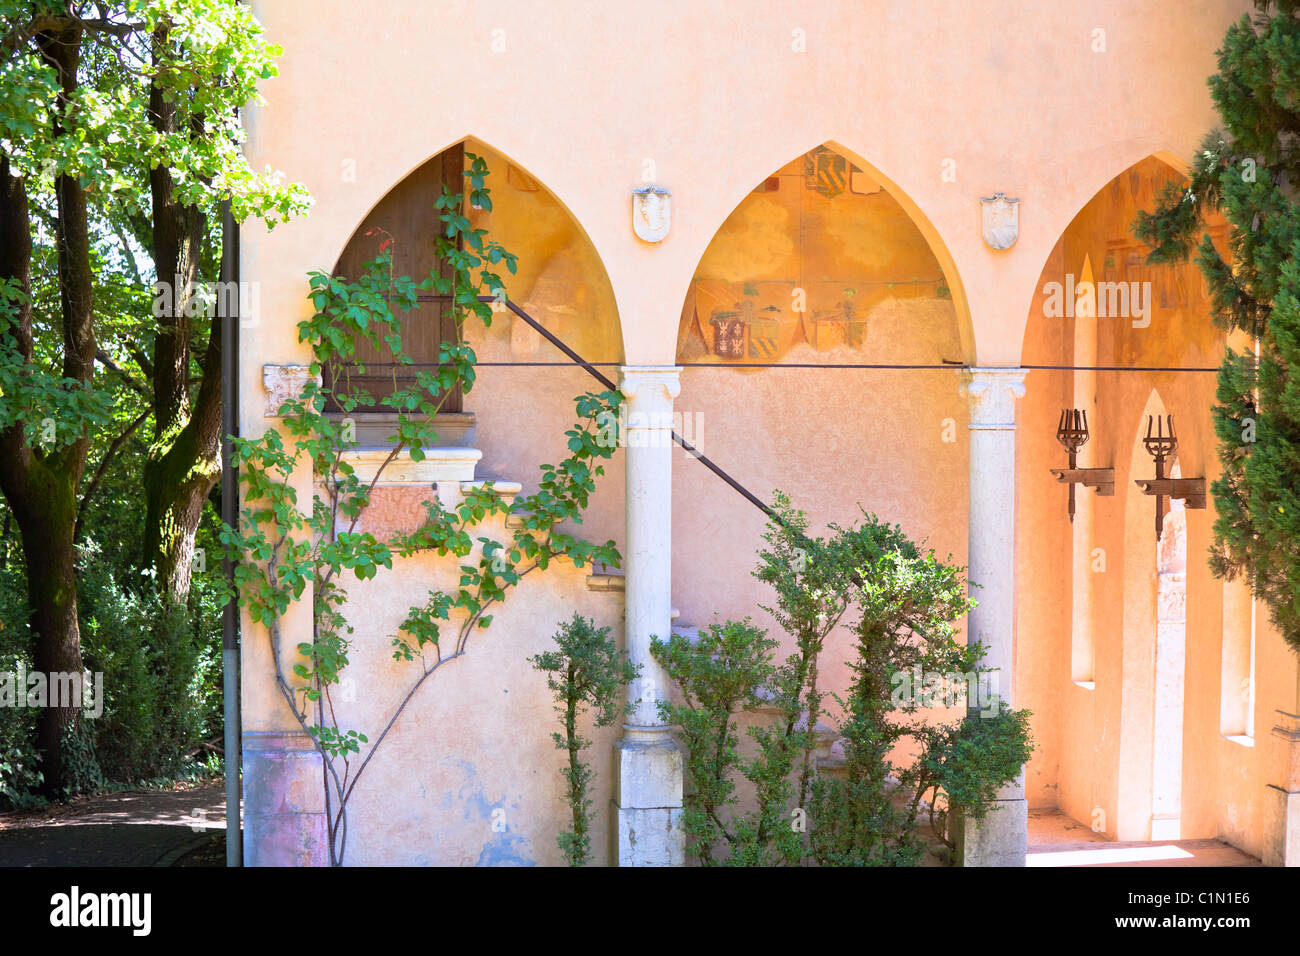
<box><xmin>678</xmin><ymin>146</ymin><xmax>952</xmax><ymax>365</ymax></box>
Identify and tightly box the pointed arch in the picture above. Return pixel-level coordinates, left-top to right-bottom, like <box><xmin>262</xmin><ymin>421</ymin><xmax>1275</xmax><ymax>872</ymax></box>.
<box><xmin>329</xmin><ymin>134</ymin><xmax>623</xmax><ymax>365</ymax></box>
<box><xmin>1020</xmin><ymin>152</ymin><xmax>1192</xmax><ymax>368</ymax></box>
<box><xmin>675</xmin><ymin>141</ymin><xmax>973</xmax><ymax>366</ymax></box>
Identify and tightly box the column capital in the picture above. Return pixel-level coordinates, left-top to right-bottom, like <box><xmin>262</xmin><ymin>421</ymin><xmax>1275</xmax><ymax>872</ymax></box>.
<box><xmin>263</xmin><ymin>363</ymin><xmax>320</xmax><ymax>417</ymax></box>
<box><xmin>619</xmin><ymin>365</ymin><xmax>682</xmax><ymax>408</ymax></box>
<box><xmin>961</xmin><ymin>367</ymin><xmax>1028</xmax><ymax>429</ymax></box>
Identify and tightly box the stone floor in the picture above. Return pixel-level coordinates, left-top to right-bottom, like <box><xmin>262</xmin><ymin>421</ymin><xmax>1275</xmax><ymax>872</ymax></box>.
<box><xmin>0</xmin><ymin>786</ymin><xmax>230</xmax><ymax>867</ymax></box>
<box><xmin>1027</xmin><ymin>808</ymin><xmax>1262</xmax><ymax>867</ymax></box>
<box><xmin>1</xmin><ymin>793</ymin><xmax>1263</xmax><ymax>867</ymax></box>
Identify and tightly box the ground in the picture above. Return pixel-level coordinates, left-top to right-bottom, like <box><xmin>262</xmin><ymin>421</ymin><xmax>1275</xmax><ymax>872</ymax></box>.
<box><xmin>1027</xmin><ymin>809</ymin><xmax>1261</xmax><ymax>867</ymax></box>
<box><xmin>0</xmin><ymin>786</ymin><xmax>229</xmax><ymax>867</ymax></box>
<box><xmin>0</xmin><ymin>788</ymin><xmax>1262</xmax><ymax>866</ymax></box>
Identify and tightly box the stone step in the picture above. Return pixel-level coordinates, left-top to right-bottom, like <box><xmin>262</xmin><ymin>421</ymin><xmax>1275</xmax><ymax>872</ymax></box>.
<box><xmin>585</xmin><ymin>562</ymin><xmax>624</xmax><ymax>591</ymax></box>
<box><xmin>816</xmin><ymin>738</ymin><xmax>848</xmax><ymax>779</ymax></box>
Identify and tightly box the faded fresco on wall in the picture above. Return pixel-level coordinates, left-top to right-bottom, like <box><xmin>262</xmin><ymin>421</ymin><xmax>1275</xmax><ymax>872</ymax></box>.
<box><xmin>1022</xmin><ymin>156</ymin><xmax>1230</xmax><ymax>369</ymax></box>
<box><xmin>464</xmin><ymin>144</ymin><xmax>622</xmax><ymax>366</ymax></box>
<box><xmin>677</xmin><ymin>146</ymin><xmax>962</xmax><ymax>366</ymax></box>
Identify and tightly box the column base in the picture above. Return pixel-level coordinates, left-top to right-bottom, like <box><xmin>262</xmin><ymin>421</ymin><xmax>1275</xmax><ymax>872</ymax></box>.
<box><xmin>612</xmin><ymin>805</ymin><xmax>685</xmax><ymax>867</ymax></box>
<box><xmin>1264</xmin><ymin>711</ymin><xmax>1300</xmax><ymax>866</ymax></box>
<box><xmin>1263</xmin><ymin>785</ymin><xmax>1300</xmax><ymax>866</ymax></box>
<box><xmin>611</xmin><ymin>732</ymin><xmax>684</xmax><ymax>866</ymax></box>
<box><xmin>953</xmin><ymin>797</ymin><xmax>1028</xmax><ymax>867</ymax></box>
<box><xmin>243</xmin><ymin>731</ymin><xmax>329</xmax><ymax>867</ymax></box>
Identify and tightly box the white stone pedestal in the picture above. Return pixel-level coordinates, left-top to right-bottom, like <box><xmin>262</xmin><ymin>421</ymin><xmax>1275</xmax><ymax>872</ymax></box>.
<box><xmin>612</xmin><ymin>366</ymin><xmax>685</xmax><ymax>867</ymax></box>
<box><xmin>1264</xmin><ymin>710</ymin><xmax>1300</xmax><ymax>866</ymax></box>
<box><xmin>959</xmin><ymin>367</ymin><xmax>1029</xmax><ymax>866</ymax></box>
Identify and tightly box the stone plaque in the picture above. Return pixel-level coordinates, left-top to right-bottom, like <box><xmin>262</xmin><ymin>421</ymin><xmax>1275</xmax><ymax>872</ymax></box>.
<box><xmin>980</xmin><ymin>192</ymin><xmax>1020</xmax><ymax>250</ymax></box>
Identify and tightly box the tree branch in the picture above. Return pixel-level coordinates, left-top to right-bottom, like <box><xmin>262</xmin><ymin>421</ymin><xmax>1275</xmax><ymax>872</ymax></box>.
<box><xmin>94</xmin><ymin>347</ymin><xmax>150</xmax><ymax>399</ymax></box>
<box><xmin>74</xmin><ymin>406</ymin><xmax>149</xmax><ymax>541</ymax></box>
<box><xmin>2</xmin><ymin>13</ymin><xmax>149</xmax><ymax>59</ymax></box>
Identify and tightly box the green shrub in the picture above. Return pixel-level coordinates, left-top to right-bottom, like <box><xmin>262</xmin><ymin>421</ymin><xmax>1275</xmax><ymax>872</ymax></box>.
<box><xmin>655</xmin><ymin>493</ymin><xmax>1034</xmax><ymax>867</ymax></box>
<box><xmin>77</xmin><ymin>540</ymin><xmax>222</xmax><ymax>783</ymax></box>
<box><xmin>0</xmin><ymin>565</ymin><xmax>42</xmax><ymax>808</ymax></box>
<box><xmin>652</xmin><ymin>618</ymin><xmax>779</xmax><ymax>866</ymax></box>
<box><xmin>530</xmin><ymin>613</ymin><xmax>637</xmax><ymax>866</ymax></box>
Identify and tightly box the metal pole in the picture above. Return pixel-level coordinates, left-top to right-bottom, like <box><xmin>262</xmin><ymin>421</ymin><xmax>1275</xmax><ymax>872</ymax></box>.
<box><xmin>219</xmin><ymin>200</ymin><xmax>242</xmax><ymax>866</ymax></box>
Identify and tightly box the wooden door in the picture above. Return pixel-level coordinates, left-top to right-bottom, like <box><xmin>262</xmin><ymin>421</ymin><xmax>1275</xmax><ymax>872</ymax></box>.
<box><xmin>326</xmin><ymin>143</ymin><xmax>465</xmax><ymax>413</ymax></box>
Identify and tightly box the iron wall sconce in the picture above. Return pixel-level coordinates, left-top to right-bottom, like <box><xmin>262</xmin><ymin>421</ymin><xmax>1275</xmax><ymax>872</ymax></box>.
<box><xmin>1050</xmin><ymin>408</ymin><xmax>1114</xmax><ymax>521</ymax></box>
<box><xmin>1133</xmin><ymin>414</ymin><xmax>1206</xmax><ymax>541</ymax></box>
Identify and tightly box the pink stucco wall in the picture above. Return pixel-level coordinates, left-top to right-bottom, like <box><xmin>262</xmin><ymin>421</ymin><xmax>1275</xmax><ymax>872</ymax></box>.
<box><xmin>238</xmin><ymin>0</ymin><xmax>1297</xmax><ymax>864</ymax></box>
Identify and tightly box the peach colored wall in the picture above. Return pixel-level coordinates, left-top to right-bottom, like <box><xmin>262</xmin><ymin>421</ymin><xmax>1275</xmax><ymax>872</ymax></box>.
<box><xmin>670</xmin><ymin>366</ymin><xmax>968</xmax><ymax>716</ymax></box>
<box><xmin>329</xmin><ymin>503</ymin><xmax>625</xmax><ymax>866</ymax></box>
<box><xmin>1017</xmin><ymin>155</ymin><xmax>1300</xmax><ymax>854</ymax></box>
<box><xmin>238</xmin><ymin>0</ymin><xmax>1297</xmax><ymax>864</ymax></box>
<box><xmin>242</xmin><ymin>0</ymin><xmax>1244</xmax><ymax>370</ymax></box>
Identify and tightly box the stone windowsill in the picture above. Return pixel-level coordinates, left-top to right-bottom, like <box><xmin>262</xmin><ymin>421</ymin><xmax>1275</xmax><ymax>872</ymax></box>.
<box><xmin>338</xmin><ymin>446</ymin><xmax>482</xmax><ymax>485</ymax></box>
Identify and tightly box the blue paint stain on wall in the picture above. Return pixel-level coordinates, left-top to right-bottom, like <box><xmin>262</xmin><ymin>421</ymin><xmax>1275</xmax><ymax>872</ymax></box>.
<box><xmin>440</xmin><ymin>756</ymin><xmax>536</xmax><ymax>867</ymax></box>
<box><xmin>475</xmin><ymin>830</ymin><xmax>535</xmax><ymax>867</ymax></box>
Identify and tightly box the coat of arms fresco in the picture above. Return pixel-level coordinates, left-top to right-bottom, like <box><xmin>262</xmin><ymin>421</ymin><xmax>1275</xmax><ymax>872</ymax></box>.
<box><xmin>677</xmin><ymin>147</ymin><xmax>951</xmax><ymax>365</ymax></box>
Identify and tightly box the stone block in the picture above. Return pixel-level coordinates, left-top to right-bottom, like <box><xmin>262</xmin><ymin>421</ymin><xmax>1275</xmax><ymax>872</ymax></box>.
<box><xmin>954</xmin><ymin>797</ymin><xmax>1028</xmax><ymax>867</ymax></box>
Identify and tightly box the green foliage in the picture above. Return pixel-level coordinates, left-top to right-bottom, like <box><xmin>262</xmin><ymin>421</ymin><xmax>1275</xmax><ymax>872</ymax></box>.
<box><xmin>0</xmin><ymin>0</ymin><xmax>310</xmax><ymax>486</ymax></box>
<box><xmin>58</xmin><ymin>720</ymin><xmax>105</xmax><ymax>799</ymax></box>
<box><xmin>78</xmin><ymin>541</ymin><xmax>222</xmax><ymax>782</ymax></box>
<box><xmin>0</xmin><ymin>0</ymin><xmax>311</xmax><ymax>223</ymax></box>
<box><xmin>755</xmin><ymin>491</ymin><xmax>868</xmax><ymax>809</ymax></box>
<box><xmin>0</xmin><ymin>567</ymin><xmax>41</xmax><ymax>809</ymax></box>
<box><xmin>0</xmin><ymin>520</ymin><xmax>223</xmax><ymax>804</ymax></box>
<box><xmin>530</xmin><ymin>613</ymin><xmax>637</xmax><ymax>866</ymax></box>
<box><xmin>656</xmin><ymin>493</ymin><xmax>1032</xmax><ymax>866</ymax></box>
<box><xmin>1133</xmin><ymin>1</ymin><xmax>1300</xmax><ymax>651</ymax></box>
<box><xmin>802</xmin><ymin>509</ymin><xmax>1031</xmax><ymax>865</ymax></box>
<box><xmin>0</xmin><ymin>0</ymin><xmax>309</xmax><ymax>795</ymax></box>
<box><xmin>222</xmin><ymin>161</ymin><xmax>621</xmax><ymax>864</ymax></box>
<box><xmin>914</xmin><ymin>707</ymin><xmax>1033</xmax><ymax>831</ymax></box>
<box><xmin>651</xmin><ymin>618</ymin><xmax>777</xmax><ymax>865</ymax></box>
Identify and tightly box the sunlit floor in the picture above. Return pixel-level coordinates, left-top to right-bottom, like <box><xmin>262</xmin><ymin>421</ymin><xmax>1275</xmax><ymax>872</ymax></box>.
<box><xmin>1026</xmin><ymin>809</ymin><xmax>1262</xmax><ymax>867</ymax></box>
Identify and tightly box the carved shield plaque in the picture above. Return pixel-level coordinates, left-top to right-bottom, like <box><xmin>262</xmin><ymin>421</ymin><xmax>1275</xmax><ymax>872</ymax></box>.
<box><xmin>633</xmin><ymin>186</ymin><xmax>671</xmax><ymax>242</ymax></box>
<box><xmin>980</xmin><ymin>192</ymin><xmax>1020</xmax><ymax>250</ymax></box>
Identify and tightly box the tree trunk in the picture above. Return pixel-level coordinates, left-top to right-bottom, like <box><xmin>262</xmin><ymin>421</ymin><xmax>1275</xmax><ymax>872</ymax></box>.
<box><xmin>141</xmin><ymin>329</ymin><xmax>222</xmax><ymax>603</ymax></box>
<box><xmin>8</xmin><ymin>465</ymin><xmax>84</xmax><ymax>794</ymax></box>
<box><xmin>0</xmin><ymin>23</ymin><xmax>95</xmax><ymax>795</ymax></box>
<box><xmin>141</xmin><ymin>27</ymin><xmax>222</xmax><ymax>605</ymax></box>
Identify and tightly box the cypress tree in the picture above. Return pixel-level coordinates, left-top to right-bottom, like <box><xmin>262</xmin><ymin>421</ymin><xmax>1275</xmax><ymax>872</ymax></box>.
<box><xmin>1135</xmin><ymin>0</ymin><xmax>1300</xmax><ymax>651</ymax></box>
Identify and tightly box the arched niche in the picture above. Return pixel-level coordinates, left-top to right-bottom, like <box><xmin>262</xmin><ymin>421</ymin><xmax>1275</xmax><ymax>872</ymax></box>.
<box><xmin>1018</xmin><ymin>154</ymin><xmax>1229</xmax><ymax>841</ymax></box>
<box><xmin>675</xmin><ymin>143</ymin><xmax>970</xmax><ymax>369</ymax></box>
<box><xmin>664</xmin><ymin>144</ymin><xmax>973</xmax><ymax>700</ymax></box>
<box><xmin>1118</xmin><ymin>389</ymin><xmax>1187</xmax><ymax>841</ymax></box>
<box><xmin>1021</xmin><ymin>154</ymin><xmax>1230</xmax><ymax>373</ymax></box>
<box><xmin>327</xmin><ymin>137</ymin><xmax>623</xmax><ymax>423</ymax></box>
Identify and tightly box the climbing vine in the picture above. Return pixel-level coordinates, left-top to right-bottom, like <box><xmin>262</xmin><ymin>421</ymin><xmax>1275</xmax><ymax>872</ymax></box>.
<box><xmin>221</xmin><ymin>156</ymin><xmax>622</xmax><ymax>865</ymax></box>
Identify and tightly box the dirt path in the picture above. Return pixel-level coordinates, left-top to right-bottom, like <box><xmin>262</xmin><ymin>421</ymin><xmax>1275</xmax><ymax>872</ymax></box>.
<box><xmin>0</xmin><ymin>786</ymin><xmax>232</xmax><ymax>867</ymax></box>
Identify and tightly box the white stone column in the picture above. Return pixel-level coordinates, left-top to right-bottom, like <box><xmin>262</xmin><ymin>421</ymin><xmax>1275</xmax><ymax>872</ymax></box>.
<box><xmin>955</xmin><ymin>367</ymin><xmax>1029</xmax><ymax>866</ymax></box>
<box><xmin>613</xmin><ymin>365</ymin><xmax>685</xmax><ymax>866</ymax></box>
